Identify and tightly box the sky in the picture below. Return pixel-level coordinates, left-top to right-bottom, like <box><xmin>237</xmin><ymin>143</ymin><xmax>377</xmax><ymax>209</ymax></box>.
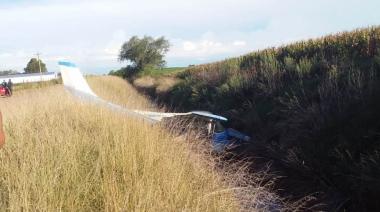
<box><xmin>0</xmin><ymin>0</ymin><xmax>379</xmax><ymax>74</ymax></box>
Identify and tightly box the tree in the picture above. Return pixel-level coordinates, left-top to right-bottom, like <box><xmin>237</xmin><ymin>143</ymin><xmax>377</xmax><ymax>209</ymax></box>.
<box><xmin>24</xmin><ymin>58</ymin><xmax>47</xmax><ymax>73</ymax></box>
<box><xmin>118</xmin><ymin>36</ymin><xmax>170</xmax><ymax>75</ymax></box>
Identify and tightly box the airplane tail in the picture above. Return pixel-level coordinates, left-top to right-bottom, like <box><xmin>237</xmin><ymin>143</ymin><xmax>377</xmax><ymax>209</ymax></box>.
<box><xmin>58</xmin><ymin>61</ymin><xmax>97</xmax><ymax>97</ymax></box>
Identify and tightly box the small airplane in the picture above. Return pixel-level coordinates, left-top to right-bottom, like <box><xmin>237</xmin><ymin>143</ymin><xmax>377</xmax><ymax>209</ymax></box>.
<box><xmin>58</xmin><ymin>61</ymin><xmax>251</xmax><ymax>152</ymax></box>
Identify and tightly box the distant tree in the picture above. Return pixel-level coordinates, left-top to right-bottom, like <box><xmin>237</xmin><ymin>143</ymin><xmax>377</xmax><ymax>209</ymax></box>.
<box><xmin>118</xmin><ymin>36</ymin><xmax>170</xmax><ymax>76</ymax></box>
<box><xmin>108</xmin><ymin>68</ymin><xmax>125</xmax><ymax>78</ymax></box>
<box><xmin>24</xmin><ymin>58</ymin><xmax>47</xmax><ymax>73</ymax></box>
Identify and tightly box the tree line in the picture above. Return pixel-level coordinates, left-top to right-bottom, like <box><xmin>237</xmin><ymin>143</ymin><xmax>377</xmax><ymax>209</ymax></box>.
<box><xmin>0</xmin><ymin>58</ymin><xmax>47</xmax><ymax>76</ymax></box>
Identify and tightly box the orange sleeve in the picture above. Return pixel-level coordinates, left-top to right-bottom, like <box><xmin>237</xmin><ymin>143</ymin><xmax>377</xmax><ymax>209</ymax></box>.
<box><xmin>0</xmin><ymin>111</ymin><xmax>5</xmax><ymax>148</ymax></box>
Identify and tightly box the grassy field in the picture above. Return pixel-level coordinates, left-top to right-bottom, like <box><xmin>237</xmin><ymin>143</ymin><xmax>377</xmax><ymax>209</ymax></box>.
<box><xmin>133</xmin><ymin>75</ymin><xmax>181</xmax><ymax>94</ymax></box>
<box><xmin>109</xmin><ymin>66</ymin><xmax>186</xmax><ymax>80</ymax></box>
<box><xmin>137</xmin><ymin>67</ymin><xmax>186</xmax><ymax>77</ymax></box>
<box><xmin>0</xmin><ymin>76</ymin><xmax>241</xmax><ymax>211</ymax></box>
<box><xmin>109</xmin><ymin>67</ymin><xmax>186</xmax><ymax>95</ymax></box>
<box><xmin>13</xmin><ymin>78</ymin><xmax>62</xmax><ymax>92</ymax></box>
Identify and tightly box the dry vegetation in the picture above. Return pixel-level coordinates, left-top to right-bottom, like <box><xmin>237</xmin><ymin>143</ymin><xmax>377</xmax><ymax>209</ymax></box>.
<box><xmin>0</xmin><ymin>77</ymin><xmax>242</xmax><ymax>211</ymax></box>
<box><xmin>133</xmin><ymin>76</ymin><xmax>181</xmax><ymax>94</ymax></box>
<box><xmin>87</xmin><ymin>76</ymin><xmax>155</xmax><ymax>110</ymax></box>
<box><xmin>13</xmin><ymin>78</ymin><xmax>62</xmax><ymax>92</ymax></box>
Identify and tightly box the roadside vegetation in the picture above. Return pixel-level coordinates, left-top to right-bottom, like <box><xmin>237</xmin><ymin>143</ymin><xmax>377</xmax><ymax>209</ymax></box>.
<box><xmin>0</xmin><ymin>77</ymin><xmax>287</xmax><ymax>211</ymax></box>
<box><xmin>129</xmin><ymin>26</ymin><xmax>380</xmax><ymax>211</ymax></box>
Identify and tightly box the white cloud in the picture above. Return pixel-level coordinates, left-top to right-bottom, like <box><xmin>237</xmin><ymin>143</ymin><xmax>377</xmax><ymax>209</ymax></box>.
<box><xmin>103</xmin><ymin>30</ymin><xmax>127</xmax><ymax>56</ymax></box>
<box><xmin>170</xmin><ymin>39</ymin><xmax>226</xmax><ymax>57</ymax></box>
<box><xmin>183</xmin><ymin>41</ymin><xmax>197</xmax><ymax>51</ymax></box>
<box><xmin>233</xmin><ymin>41</ymin><xmax>247</xmax><ymax>46</ymax></box>
<box><xmin>0</xmin><ymin>53</ymin><xmax>12</xmax><ymax>58</ymax></box>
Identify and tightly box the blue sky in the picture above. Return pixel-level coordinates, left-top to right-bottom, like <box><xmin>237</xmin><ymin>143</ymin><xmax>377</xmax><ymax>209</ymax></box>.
<box><xmin>0</xmin><ymin>0</ymin><xmax>379</xmax><ymax>74</ymax></box>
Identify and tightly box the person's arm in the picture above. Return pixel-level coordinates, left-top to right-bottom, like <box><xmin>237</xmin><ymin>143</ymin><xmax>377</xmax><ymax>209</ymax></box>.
<box><xmin>0</xmin><ymin>111</ymin><xmax>5</xmax><ymax>148</ymax></box>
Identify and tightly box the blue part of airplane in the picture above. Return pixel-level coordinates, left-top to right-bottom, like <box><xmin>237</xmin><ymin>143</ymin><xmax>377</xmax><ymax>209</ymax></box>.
<box><xmin>58</xmin><ymin>61</ymin><xmax>77</xmax><ymax>67</ymax></box>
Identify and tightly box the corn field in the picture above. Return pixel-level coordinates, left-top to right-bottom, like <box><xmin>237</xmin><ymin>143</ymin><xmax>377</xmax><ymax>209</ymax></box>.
<box><xmin>147</xmin><ymin>26</ymin><xmax>380</xmax><ymax>211</ymax></box>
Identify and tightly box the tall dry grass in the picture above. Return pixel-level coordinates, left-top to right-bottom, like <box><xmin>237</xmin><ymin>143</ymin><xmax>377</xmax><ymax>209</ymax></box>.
<box><xmin>87</xmin><ymin>76</ymin><xmax>155</xmax><ymax>111</ymax></box>
<box><xmin>0</xmin><ymin>79</ymin><xmax>239</xmax><ymax>211</ymax></box>
<box><xmin>86</xmin><ymin>76</ymin><xmax>285</xmax><ymax>211</ymax></box>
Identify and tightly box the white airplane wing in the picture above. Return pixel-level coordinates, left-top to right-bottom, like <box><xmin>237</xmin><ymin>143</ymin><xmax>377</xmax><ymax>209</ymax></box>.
<box><xmin>58</xmin><ymin>61</ymin><xmax>228</xmax><ymax>123</ymax></box>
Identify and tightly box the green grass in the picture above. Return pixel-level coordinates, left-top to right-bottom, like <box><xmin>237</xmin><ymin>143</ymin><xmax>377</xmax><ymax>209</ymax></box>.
<box><xmin>137</xmin><ymin>67</ymin><xmax>186</xmax><ymax>77</ymax></box>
